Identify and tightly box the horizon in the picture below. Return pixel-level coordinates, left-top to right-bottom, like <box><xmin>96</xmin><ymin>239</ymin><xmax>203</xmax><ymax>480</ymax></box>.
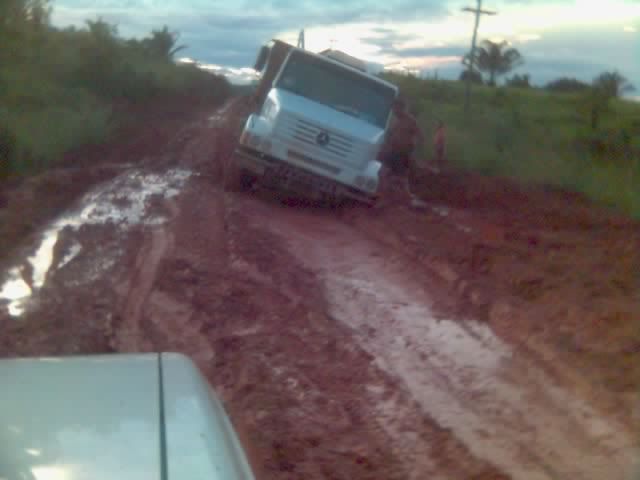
<box><xmin>52</xmin><ymin>0</ymin><xmax>639</xmax><ymax>92</ymax></box>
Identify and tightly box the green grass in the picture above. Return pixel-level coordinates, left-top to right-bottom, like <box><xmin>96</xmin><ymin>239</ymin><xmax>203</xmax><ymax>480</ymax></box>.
<box><xmin>0</xmin><ymin>17</ymin><xmax>232</xmax><ymax>180</ymax></box>
<box><xmin>5</xmin><ymin>105</ymin><xmax>111</xmax><ymax>175</ymax></box>
<box><xmin>384</xmin><ymin>73</ymin><xmax>640</xmax><ymax>218</ymax></box>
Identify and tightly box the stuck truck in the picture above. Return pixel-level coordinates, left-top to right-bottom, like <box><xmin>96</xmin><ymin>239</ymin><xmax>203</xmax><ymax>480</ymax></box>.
<box><xmin>229</xmin><ymin>39</ymin><xmax>399</xmax><ymax>204</ymax></box>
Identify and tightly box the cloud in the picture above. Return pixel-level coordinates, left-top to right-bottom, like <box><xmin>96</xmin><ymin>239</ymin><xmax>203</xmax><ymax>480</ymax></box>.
<box><xmin>51</xmin><ymin>0</ymin><xmax>640</xmax><ymax>88</ymax></box>
<box><xmin>380</xmin><ymin>45</ymin><xmax>468</xmax><ymax>58</ymax></box>
<box><xmin>359</xmin><ymin>31</ymin><xmax>422</xmax><ymax>50</ymax></box>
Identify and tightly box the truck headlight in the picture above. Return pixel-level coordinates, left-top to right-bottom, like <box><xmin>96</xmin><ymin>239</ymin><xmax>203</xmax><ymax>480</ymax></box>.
<box><xmin>262</xmin><ymin>98</ymin><xmax>276</xmax><ymax>118</ymax></box>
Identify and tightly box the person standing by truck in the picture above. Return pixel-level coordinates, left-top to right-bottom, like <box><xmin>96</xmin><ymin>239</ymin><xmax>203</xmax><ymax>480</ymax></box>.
<box><xmin>433</xmin><ymin>120</ymin><xmax>447</xmax><ymax>172</ymax></box>
<box><xmin>378</xmin><ymin>97</ymin><xmax>426</xmax><ymax>207</ymax></box>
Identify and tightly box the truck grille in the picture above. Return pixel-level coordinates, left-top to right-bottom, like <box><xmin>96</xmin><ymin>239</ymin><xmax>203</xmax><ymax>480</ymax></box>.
<box><xmin>291</xmin><ymin>119</ymin><xmax>353</xmax><ymax>157</ymax></box>
<box><xmin>275</xmin><ymin>113</ymin><xmax>365</xmax><ymax>168</ymax></box>
<box><xmin>287</xmin><ymin>149</ymin><xmax>340</xmax><ymax>174</ymax></box>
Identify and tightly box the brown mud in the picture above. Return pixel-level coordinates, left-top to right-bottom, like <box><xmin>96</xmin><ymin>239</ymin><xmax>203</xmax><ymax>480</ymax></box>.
<box><xmin>1</xmin><ymin>97</ymin><xmax>638</xmax><ymax>479</ymax></box>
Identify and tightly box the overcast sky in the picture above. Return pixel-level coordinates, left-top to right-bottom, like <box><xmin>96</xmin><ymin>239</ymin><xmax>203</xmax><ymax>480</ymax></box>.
<box><xmin>52</xmin><ymin>0</ymin><xmax>639</xmax><ymax>91</ymax></box>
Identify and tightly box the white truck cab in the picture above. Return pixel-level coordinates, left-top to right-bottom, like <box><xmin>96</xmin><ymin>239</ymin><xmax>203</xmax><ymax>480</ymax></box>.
<box><xmin>233</xmin><ymin>40</ymin><xmax>399</xmax><ymax>204</ymax></box>
<box><xmin>0</xmin><ymin>353</ymin><xmax>256</xmax><ymax>480</ymax></box>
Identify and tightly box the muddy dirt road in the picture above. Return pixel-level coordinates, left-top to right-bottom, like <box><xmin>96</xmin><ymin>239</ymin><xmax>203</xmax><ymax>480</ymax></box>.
<box><xmin>1</xmin><ymin>100</ymin><xmax>639</xmax><ymax>479</ymax></box>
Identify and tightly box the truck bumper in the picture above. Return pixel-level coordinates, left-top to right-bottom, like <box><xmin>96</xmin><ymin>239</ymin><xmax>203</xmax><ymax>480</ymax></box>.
<box><xmin>234</xmin><ymin>146</ymin><xmax>378</xmax><ymax>205</ymax></box>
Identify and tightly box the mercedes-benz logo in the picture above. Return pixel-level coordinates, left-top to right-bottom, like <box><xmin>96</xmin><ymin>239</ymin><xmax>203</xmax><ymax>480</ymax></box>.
<box><xmin>316</xmin><ymin>131</ymin><xmax>330</xmax><ymax>147</ymax></box>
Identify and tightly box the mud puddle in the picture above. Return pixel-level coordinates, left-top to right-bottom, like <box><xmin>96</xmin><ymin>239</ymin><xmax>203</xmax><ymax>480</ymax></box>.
<box><xmin>0</xmin><ymin>168</ymin><xmax>191</xmax><ymax>318</ymax></box>
<box><xmin>239</xmin><ymin>196</ymin><xmax>638</xmax><ymax>480</ymax></box>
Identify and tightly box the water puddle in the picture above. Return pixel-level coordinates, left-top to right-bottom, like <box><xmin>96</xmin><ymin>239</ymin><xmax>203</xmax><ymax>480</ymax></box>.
<box><xmin>0</xmin><ymin>168</ymin><xmax>190</xmax><ymax>318</ymax></box>
<box><xmin>0</xmin><ymin>270</ymin><xmax>32</xmax><ymax>316</ymax></box>
<box><xmin>430</xmin><ymin>205</ymin><xmax>450</xmax><ymax>217</ymax></box>
<box><xmin>58</xmin><ymin>243</ymin><xmax>82</xmax><ymax>270</ymax></box>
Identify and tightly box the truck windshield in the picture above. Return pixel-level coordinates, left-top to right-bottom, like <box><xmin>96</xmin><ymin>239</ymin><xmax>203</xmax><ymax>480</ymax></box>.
<box><xmin>275</xmin><ymin>50</ymin><xmax>395</xmax><ymax>129</ymax></box>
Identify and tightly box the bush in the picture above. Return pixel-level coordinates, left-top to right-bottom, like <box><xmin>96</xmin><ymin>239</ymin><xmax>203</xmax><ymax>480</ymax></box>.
<box><xmin>5</xmin><ymin>103</ymin><xmax>112</xmax><ymax>175</ymax></box>
<box><xmin>505</xmin><ymin>73</ymin><xmax>531</xmax><ymax>88</ymax></box>
<box><xmin>545</xmin><ymin>77</ymin><xmax>590</xmax><ymax>93</ymax></box>
<box><xmin>459</xmin><ymin>70</ymin><xmax>483</xmax><ymax>85</ymax></box>
<box><xmin>1</xmin><ymin>7</ymin><xmax>232</xmax><ymax>178</ymax></box>
<box><xmin>383</xmin><ymin>73</ymin><xmax>640</xmax><ymax>218</ymax></box>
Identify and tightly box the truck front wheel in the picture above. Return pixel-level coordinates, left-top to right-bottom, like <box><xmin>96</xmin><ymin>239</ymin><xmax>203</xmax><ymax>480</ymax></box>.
<box><xmin>222</xmin><ymin>154</ymin><xmax>242</xmax><ymax>192</ymax></box>
<box><xmin>223</xmin><ymin>157</ymin><xmax>255</xmax><ymax>193</ymax></box>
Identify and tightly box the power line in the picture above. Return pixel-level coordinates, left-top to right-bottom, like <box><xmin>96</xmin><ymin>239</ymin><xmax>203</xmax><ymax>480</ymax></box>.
<box><xmin>462</xmin><ymin>0</ymin><xmax>497</xmax><ymax>113</ymax></box>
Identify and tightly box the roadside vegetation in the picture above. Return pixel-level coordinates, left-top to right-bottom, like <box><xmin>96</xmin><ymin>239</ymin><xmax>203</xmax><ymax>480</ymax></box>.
<box><xmin>0</xmin><ymin>0</ymin><xmax>231</xmax><ymax>180</ymax></box>
<box><xmin>384</xmin><ymin>40</ymin><xmax>640</xmax><ymax>218</ymax></box>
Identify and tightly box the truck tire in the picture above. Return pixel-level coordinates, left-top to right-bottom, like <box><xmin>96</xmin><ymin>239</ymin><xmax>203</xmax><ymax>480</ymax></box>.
<box><xmin>222</xmin><ymin>156</ymin><xmax>241</xmax><ymax>192</ymax></box>
<box><xmin>239</xmin><ymin>171</ymin><xmax>257</xmax><ymax>191</ymax></box>
<box><xmin>223</xmin><ymin>157</ymin><xmax>255</xmax><ymax>193</ymax></box>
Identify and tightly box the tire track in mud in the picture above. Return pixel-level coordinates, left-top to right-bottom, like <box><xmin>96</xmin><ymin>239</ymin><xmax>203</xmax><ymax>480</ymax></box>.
<box><xmin>111</xmin><ymin>196</ymin><xmax>180</xmax><ymax>353</ymax></box>
<box><xmin>239</xmin><ymin>196</ymin><xmax>638</xmax><ymax>480</ymax></box>
<box><xmin>225</xmin><ymin>194</ymin><xmax>510</xmax><ymax>480</ymax></box>
<box><xmin>112</xmin><ymin>98</ymin><xmax>242</xmax><ymax>354</ymax></box>
<box><xmin>128</xmin><ymin>184</ymin><xmax>407</xmax><ymax>479</ymax></box>
<box><xmin>116</xmin><ymin>180</ymin><xmax>506</xmax><ymax>479</ymax></box>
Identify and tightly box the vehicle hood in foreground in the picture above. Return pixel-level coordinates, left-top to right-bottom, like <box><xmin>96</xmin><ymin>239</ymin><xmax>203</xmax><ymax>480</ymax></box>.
<box><xmin>0</xmin><ymin>353</ymin><xmax>254</xmax><ymax>480</ymax></box>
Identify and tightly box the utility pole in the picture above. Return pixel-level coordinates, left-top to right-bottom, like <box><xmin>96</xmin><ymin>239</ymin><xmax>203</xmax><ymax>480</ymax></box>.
<box><xmin>297</xmin><ymin>29</ymin><xmax>305</xmax><ymax>49</ymax></box>
<box><xmin>462</xmin><ymin>0</ymin><xmax>497</xmax><ymax>113</ymax></box>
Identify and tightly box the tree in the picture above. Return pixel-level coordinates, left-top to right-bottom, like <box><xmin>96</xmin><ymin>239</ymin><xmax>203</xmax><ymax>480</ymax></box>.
<box><xmin>463</xmin><ymin>39</ymin><xmax>523</xmax><ymax>86</ymax></box>
<box><xmin>0</xmin><ymin>0</ymin><xmax>51</xmax><ymax>63</ymax></box>
<box><xmin>545</xmin><ymin>77</ymin><xmax>589</xmax><ymax>93</ymax></box>
<box><xmin>26</xmin><ymin>0</ymin><xmax>51</xmax><ymax>28</ymax></box>
<box><xmin>459</xmin><ymin>69</ymin><xmax>483</xmax><ymax>85</ymax></box>
<box><xmin>0</xmin><ymin>0</ymin><xmax>50</xmax><ymax>33</ymax></box>
<box><xmin>506</xmin><ymin>73</ymin><xmax>531</xmax><ymax>88</ymax></box>
<box><xmin>142</xmin><ymin>26</ymin><xmax>186</xmax><ymax>61</ymax></box>
<box><xmin>86</xmin><ymin>17</ymin><xmax>118</xmax><ymax>41</ymax></box>
<box><xmin>592</xmin><ymin>70</ymin><xmax>635</xmax><ymax>99</ymax></box>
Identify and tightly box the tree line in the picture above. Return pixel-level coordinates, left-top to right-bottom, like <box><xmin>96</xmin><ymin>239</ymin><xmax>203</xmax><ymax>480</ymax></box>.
<box><xmin>459</xmin><ymin>39</ymin><xmax>635</xmax><ymax>98</ymax></box>
<box><xmin>1</xmin><ymin>0</ymin><xmax>231</xmax><ymax>178</ymax></box>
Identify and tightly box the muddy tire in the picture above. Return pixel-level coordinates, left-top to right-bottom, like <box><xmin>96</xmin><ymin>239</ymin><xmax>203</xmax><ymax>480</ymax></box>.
<box><xmin>239</xmin><ymin>171</ymin><xmax>257</xmax><ymax>191</ymax></box>
<box><xmin>223</xmin><ymin>158</ymin><xmax>255</xmax><ymax>193</ymax></box>
<box><xmin>222</xmin><ymin>156</ymin><xmax>243</xmax><ymax>192</ymax></box>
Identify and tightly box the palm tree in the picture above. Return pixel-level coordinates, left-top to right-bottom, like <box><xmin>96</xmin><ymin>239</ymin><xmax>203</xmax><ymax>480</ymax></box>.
<box><xmin>142</xmin><ymin>26</ymin><xmax>186</xmax><ymax>62</ymax></box>
<box><xmin>593</xmin><ymin>70</ymin><xmax>635</xmax><ymax>98</ymax></box>
<box><xmin>463</xmin><ymin>40</ymin><xmax>523</xmax><ymax>86</ymax></box>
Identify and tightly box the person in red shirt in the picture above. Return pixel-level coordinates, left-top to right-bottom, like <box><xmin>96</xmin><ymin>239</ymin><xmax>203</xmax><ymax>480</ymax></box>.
<box><xmin>378</xmin><ymin>97</ymin><xmax>425</xmax><ymax>207</ymax></box>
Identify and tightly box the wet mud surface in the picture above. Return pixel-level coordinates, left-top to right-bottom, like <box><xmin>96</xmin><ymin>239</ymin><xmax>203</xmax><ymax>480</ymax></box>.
<box><xmin>1</xmin><ymin>98</ymin><xmax>639</xmax><ymax>479</ymax></box>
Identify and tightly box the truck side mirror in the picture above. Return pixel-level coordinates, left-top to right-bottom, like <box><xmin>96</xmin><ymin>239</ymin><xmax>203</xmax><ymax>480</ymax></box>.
<box><xmin>254</xmin><ymin>46</ymin><xmax>270</xmax><ymax>72</ymax></box>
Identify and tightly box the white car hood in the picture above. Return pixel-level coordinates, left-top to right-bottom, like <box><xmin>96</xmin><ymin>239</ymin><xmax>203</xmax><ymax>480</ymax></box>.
<box><xmin>271</xmin><ymin>89</ymin><xmax>386</xmax><ymax>145</ymax></box>
<box><xmin>0</xmin><ymin>353</ymin><xmax>254</xmax><ymax>480</ymax></box>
